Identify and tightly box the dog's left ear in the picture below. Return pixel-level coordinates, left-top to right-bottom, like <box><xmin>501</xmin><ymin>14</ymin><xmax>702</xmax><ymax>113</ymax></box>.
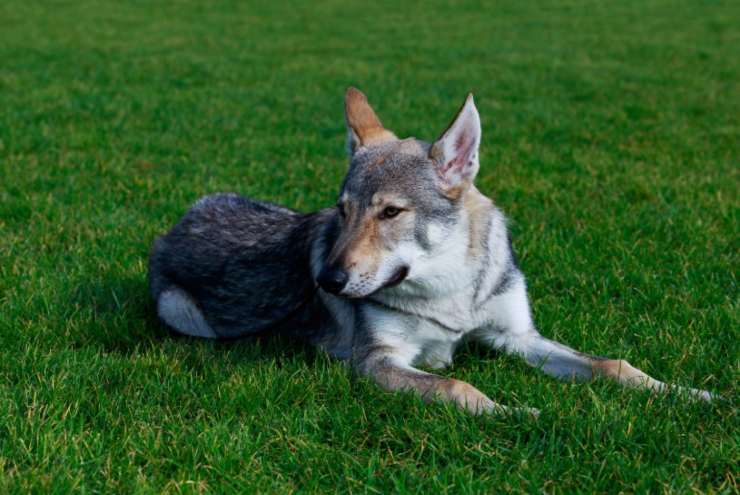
<box><xmin>429</xmin><ymin>94</ymin><xmax>481</xmax><ymax>195</ymax></box>
<box><xmin>345</xmin><ymin>87</ymin><xmax>397</xmax><ymax>155</ymax></box>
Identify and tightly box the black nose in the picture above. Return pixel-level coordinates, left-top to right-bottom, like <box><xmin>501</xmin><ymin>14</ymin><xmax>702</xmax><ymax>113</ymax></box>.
<box><xmin>317</xmin><ymin>266</ymin><xmax>349</xmax><ymax>294</ymax></box>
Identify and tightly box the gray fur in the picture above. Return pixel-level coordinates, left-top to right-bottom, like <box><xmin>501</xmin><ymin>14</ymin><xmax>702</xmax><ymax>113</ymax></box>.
<box><xmin>149</xmin><ymin>193</ymin><xmax>338</xmax><ymax>339</ymax></box>
<box><xmin>148</xmin><ymin>89</ymin><xmax>715</xmax><ymax>414</ymax></box>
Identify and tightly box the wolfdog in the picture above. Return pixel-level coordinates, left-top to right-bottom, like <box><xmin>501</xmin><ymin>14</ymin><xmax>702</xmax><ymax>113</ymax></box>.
<box><xmin>148</xmin><ymin>88</ymin><xmax>714</xmax><ymax>415</ymax></box>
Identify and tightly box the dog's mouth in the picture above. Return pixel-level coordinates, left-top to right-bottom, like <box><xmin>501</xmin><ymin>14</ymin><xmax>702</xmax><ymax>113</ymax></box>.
<box><xmin>342</xmin><ymin>266</ymin><xmax>409</xmax><ymax>299</ymax></box>
<box><xmin>380</xmin><ymin>265</ymin><xmax>409</xmax><ymax>290</ymax></box>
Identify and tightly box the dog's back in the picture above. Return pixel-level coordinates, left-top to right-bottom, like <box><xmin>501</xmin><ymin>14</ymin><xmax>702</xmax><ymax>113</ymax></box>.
<box><xmin>149</xmin><ymin>193</ymin><xmax>328</xmax><ymax>338</ymax></box>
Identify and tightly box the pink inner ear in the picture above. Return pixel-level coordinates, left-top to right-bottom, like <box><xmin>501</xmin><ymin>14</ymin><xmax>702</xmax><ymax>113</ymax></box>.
<box><xmin>441</xmin><ymin>127</ymin><xmax>476</xmax><ymax>175</ymax></box>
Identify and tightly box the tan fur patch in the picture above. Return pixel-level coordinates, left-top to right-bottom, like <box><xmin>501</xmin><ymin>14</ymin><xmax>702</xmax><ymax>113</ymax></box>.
<box><xmin>345</xmin><ymin>87</ymin><xmax>397</xmax><ymax>147</ymax></box>
<box><xmin>461</xmin><ymin>187</ymin><xmax>494</xmax><ymax>261</ymax></box>
<box><xmin>345</xmin><ymin>215</ymin><xmax>382</xmax><ymax>271</ymax></box>
<box><xmin>592</xmin><ymin>359</ymin><xmax>633</xmax><ymax>379</ymax></box>
<box><xmin>591</xmin><ymin>359</ymin><xmax>659</xmax><ymax>389</ymax></box>
<box><xmin>443</xmin><ymin>185</ymin><xmax>465</xmax><ymax>200</ymax></box>
<box><xmin>441</xmin><ymin>379</ymin><xmax>497</xmax><ymax>414</ymax></box>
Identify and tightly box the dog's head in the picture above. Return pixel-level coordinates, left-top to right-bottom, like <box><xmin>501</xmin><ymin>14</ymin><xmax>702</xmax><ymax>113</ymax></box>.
<box><xmin>317</xmin><ymin>88</ymin><xmax>483</xmax><ymax>298</ymax></box>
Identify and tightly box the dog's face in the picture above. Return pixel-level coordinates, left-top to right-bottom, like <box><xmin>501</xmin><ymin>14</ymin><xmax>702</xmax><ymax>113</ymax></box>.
<box><xmin>317</xmin><ymin>88</ymin><xmax>482</xmax><ymax>298</ymax></box>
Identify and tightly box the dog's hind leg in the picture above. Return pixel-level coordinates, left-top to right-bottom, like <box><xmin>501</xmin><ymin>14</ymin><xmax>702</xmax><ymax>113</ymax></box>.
<box><xmin>157</xmin><ymin>287</ymin><xmax>218</xmax><ymax>339</ymax></box>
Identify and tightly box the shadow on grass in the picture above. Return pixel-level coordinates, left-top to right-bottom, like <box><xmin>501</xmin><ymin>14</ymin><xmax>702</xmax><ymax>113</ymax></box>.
<box><xmin>68</xmin><ymin>273</ymin><xmax>321</xmax><ymax>367</ymax></box>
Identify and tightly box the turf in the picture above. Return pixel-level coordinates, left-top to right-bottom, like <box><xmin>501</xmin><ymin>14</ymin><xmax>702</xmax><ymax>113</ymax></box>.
<box><xmin>0</xmin><ymin>0</ymin><xmax>738</xmax><ymax>492</ymax></box>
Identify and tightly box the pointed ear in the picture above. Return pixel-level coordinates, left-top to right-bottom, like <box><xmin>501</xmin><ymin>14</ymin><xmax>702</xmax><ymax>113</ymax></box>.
<box><xmin>429</xmin><ymin>94</ymin><xmax>481</xmax><ymax>195</ymax></box>
<box><xmin>345</xmin><ymin>87</ymin><xmax>397</xmax><ymax>155</ymax></box>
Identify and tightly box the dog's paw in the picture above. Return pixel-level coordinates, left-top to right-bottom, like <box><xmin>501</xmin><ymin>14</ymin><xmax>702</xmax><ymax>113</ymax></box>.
<box><xmin>695</xmin><ymin>389</ymin><xmax>716</xmax><ymax>401</ymax></box>
<box><xmin>492</xmin><ymin>404</ymin><xmax>540</xmax><ymax>418</ymax></box>
<box><xmin>515</xmin><ymin>406</ymin><xmax>541</xmax><ymax>418</ymax></box>
<box><xmin>675</xmin><ymin>385</ymin><xmax>720</xmax><ymax>402</ymax></box>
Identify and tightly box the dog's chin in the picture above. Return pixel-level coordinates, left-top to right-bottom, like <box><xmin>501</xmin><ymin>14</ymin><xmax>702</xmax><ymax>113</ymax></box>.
<box><xmin>340</xmin><ymin>266</ymin><xmax>410</xmax><ymax>299</ymax></box>
<box><xmin>366</xmin><ymin>266</ymin><xmax>409</xmax><ymax>297</ymax></box>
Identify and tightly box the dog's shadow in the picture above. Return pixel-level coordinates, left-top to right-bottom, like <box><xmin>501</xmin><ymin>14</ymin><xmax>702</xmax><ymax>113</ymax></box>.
<box><xmin>70</xmin><ymin>273</ymin><xmax>504</xmax><ymax>376</ymax></box>
<box><xmin>69</xmin><ymin>274</ymin><xmax>322</xmax><ymax>370</ymax></box>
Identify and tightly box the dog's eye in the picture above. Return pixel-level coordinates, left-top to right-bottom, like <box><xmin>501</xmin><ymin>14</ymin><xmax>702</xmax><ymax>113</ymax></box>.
<box><xmin>380</xmin><ymin>206</ymin><xmax>401</xmax><ymax>219</ymax></box>
<box><xmin>336</xmin><ymin>203</ymin><xmax>346</xmax><ymax>218</ymax></box>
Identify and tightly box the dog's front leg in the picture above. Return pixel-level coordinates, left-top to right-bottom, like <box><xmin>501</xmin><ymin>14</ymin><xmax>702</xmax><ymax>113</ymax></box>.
<box><xmin>510</xmin><ymin>332</ymin><xmax>714</xmax><ymax>401</ymax></box>
<box><xmin>355</xmin><ymin>351</ymin><xmax>532</xmax><ymax>415</ymax></box>
<box><xmin>474</xmin><ymin>277</ymin><xmax>715</xmax><ymax>401</ymax></box>
<box><xmin>352</xmin><ymin>305</ymin><xmax>538</xmax><ymax>416</ymax></box>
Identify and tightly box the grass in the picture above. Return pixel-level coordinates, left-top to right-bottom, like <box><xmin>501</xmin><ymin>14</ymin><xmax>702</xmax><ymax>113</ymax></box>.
<box><xmin>0</xmin><ymin>0</ymin><xmax>738</xmax><ymax>492</ymax></box>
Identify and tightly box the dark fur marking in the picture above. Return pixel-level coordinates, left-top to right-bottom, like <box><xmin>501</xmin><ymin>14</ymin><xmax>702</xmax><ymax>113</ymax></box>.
<box><xmin>366</xmin><ymin>299</ymin><xmax>462</xmax><ymax>334</ymax></box>
<box><xmin>507</xmin><ymin>232</ymin><xmax>519</xmax><ymax>269</ymax></box>
<box><xmin>471</xmin><ymin>224</ymin><xmax>492</xmax><ymax>302</ymax></box>
<box><xmin>490</xmin><ymin>267</ymin><xmax>515</xmax><ymax>296</ymax></box>
<box><xmin>476</xmin><ymin>265</ymin><xmax>517</xmax><ymax>309</ymax></box>
<box><xmin>475</xmin><ymin>232</ymin><xmax>520</xmax><ymax>306</ymax></box>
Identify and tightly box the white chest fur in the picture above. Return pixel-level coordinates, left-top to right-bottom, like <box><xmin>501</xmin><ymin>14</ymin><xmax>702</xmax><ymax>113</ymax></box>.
<box><xmin>357</xmin><ymin>196</ymin><xmax>519</xmax><ymax>369</ymax></box>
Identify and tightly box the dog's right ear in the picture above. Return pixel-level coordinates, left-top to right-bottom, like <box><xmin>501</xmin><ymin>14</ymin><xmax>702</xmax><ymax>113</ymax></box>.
<box><xmin>345</xmin><ymin>87</ymin><xmax>397</xmax><ymax>155</ymax></box>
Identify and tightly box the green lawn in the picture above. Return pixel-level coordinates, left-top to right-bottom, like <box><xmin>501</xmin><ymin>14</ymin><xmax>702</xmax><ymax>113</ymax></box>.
<box><xmin>1</xmin><ymin>0</ymin><xmax>738</xmax><ymax>492</ymax></box>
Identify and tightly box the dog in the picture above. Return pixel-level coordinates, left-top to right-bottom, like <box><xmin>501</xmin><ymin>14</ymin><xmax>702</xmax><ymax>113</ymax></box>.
<box><xmin>148</xmin><ymin>88</ymin><xmax>714</xmax><ymax>415</ymax></box>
